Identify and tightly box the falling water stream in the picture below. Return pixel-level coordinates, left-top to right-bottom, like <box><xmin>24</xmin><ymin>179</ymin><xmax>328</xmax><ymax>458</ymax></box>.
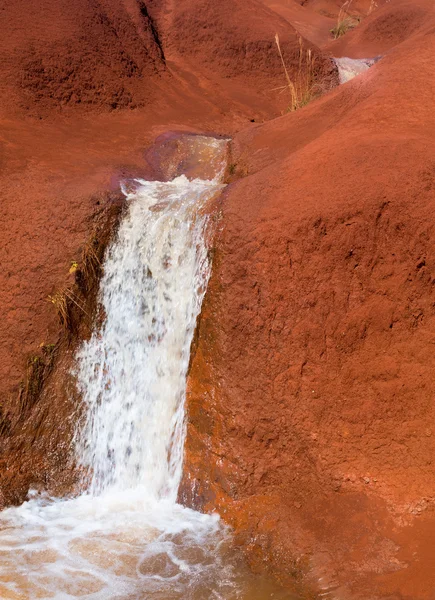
<box><xmin>0</xmin><ymin>137</ymin><xmax>295</xmax><ymax>599</ymax></box>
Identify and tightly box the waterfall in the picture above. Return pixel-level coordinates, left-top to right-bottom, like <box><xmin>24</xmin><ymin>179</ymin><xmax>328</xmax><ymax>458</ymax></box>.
<box><xmin>0</xmin><ymin>136</ymin><xmax>237</xmax><ymax>600</ymax></box>
<box><xmin>0</xmin><ymin>135</ymin><xmax>293</xmax><ymax>600</ymax></box>
<box><xmin>75</xmin><ymin>174</ymin><xmax>222</xmax><ymax>499</ymax></box>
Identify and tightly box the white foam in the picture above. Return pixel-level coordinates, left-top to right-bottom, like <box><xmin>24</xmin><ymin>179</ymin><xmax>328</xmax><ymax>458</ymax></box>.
<box><xmin>0</xmin><ymin>488</ymin><xmax>231</xmax><ymax>599</ymax></box>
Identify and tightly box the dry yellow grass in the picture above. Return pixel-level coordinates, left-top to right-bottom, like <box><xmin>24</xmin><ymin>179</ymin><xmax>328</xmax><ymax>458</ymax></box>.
<box><xmin>330</xmin><ymin>0</ymin><xmax>360</xmax><ymax>39</ymax></box>
<box><xmin>48</xmin><ymin>287</ymin><xmax>89</xmax><ymax>331</ymax></box>
<box><xmin>274</xmin><ymin>33</ymin><xmax>317</xmax><ymax>112</ymax></box>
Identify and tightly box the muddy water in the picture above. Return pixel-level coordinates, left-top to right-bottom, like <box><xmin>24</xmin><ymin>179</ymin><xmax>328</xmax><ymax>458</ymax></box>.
<box><xmin>0</xmin><ymin>137</ymin><xmax>298</xmax><ymax>599</ymax></box>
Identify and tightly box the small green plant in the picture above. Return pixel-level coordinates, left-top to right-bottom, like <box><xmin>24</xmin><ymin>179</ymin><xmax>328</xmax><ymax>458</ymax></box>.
<box><xmin>40</xmin><ymin>342</ymin><xmax>56</xmax><ymax>358</ymax></box>
<box><xmin>275</xmin><ymin>33</ymin><xmax>317</xmax><ymax>112</ymax></box>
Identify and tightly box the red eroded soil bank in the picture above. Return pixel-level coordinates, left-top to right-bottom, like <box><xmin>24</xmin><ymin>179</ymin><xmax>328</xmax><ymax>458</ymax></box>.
<box><xmin>1</xmin><ymin>0</ymin><xmax>435</xmax><ymax>597</ymax></box>
<box><xmin>181</xmin><ymin>1</ymin><xmax>435</xmax><ymax>598</ymax></box>
<box><xmin>0</xmin><ymin>0</ymin><xmax>334</xmax><ymax>503</ymax></box>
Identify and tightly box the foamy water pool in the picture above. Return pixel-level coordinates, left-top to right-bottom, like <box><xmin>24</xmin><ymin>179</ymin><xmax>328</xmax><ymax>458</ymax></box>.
<box><xmin>0</xmin><ymin>489</ymin><xmax>295</xmax><ymax>599</ymax></box>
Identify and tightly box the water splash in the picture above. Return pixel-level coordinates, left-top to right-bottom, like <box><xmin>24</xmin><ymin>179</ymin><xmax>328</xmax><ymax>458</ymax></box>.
<box><xmin>0</xmin><ymin>137</ymin><xmax>233</xmax><ymax>599</ymax></box>
<box><xmin>75</xmin><ymin>173</ymin><xmax>223</xmax><ymax>498</ymax></box>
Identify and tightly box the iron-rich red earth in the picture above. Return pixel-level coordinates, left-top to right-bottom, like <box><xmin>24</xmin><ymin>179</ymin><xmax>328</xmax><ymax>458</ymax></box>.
<box><xmin>1</xmin><ymin>0</ymin><xmax>435</xmax><ymax>598</ymax></box>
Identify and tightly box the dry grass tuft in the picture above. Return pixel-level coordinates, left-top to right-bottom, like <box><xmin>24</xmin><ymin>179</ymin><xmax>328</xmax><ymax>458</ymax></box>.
<box><xmin>48</xmin><ymin>288</ymin><xmax>89</xmax><ymax>332</ymax></box>
<box><xmin>48</xmin><ymin>290</ymin><xmax>73</xmax><ymax>331</ymax></box>
<box><xmin>79</xmin><ymin>237</ymin><xmax>102</xmax><ymax>293</ymax></box>
<box><xmin>275</xmin><ymin>34</ymin><xmax>317</xmax><ymax>112</ymax></box>
<box><xmin>330</xmin><ymin>0</ymin><xmax>360</xmax><ymax>39</ymax></box>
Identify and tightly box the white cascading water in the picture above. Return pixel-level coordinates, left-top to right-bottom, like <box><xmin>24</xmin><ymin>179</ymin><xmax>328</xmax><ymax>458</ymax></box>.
<box><xmin>76</xmin><ymin>171</ymin><xmax>218</xmax><ymax>500</ymax></box>
<box><xmin>333</xmin><ymin>56</ymin><xmax>379</xmax><ymax>84</ymax></box>
<box><xmin>0</xmin><ymin>137</ymin><xmax>246</xmax><ymax>600</ymax></box>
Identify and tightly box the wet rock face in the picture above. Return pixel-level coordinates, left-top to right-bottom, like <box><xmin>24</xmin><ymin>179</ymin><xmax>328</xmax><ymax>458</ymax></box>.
<box><xmin>142</xmin><ymin>133</ymin><xmax>229</xmax><ymax>182</ymax></box>
<box><xmin>184</xmin><ymin>159</ymin><xmax>435</xmax><ymax>596</ymax></box>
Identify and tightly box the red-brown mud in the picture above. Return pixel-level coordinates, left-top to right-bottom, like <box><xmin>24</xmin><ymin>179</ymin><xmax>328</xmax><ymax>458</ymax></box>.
<box><xmin>181</xmin><ymin>1</ymin><xmax>435</xmax><ymax>598</ymax></box>
<box><xmin>1</xmin><ymin>0</ymin><xmax>435</xmax><ymax>598</ymax></box>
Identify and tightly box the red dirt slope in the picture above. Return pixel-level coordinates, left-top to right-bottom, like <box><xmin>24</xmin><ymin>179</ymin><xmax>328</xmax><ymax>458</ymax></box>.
<box><xmin>182</xmin><ymin>1</ymin><xmax>435</xmax><ymax>598</ymax></box>
<box><xmin>296</xmin><ymin>0</ymin><xmax>389</xmax><ymax>19</ymax></box>
<box><xmin>146</xmin><ymin>0</ymin><xmax>337</xmax><ymax>115</ymax></box>
<box><xmin>327</xmin><ymin>0</ymin><xmax>435</xmax><ymax>57</ymax></box>
<box><xmin>259</xmin><ymin>0</ymin><xmax>336</xmax><ymax>47</ymax></box>
<box><xmin>0</xmin><ymin>0</ymin><xmax>336</xmax><ymax>504</ymax></box>
<box><xmin>0</xmin><ymin>0</ymin><xmax>165</xmax><ymax>116</ymax></box>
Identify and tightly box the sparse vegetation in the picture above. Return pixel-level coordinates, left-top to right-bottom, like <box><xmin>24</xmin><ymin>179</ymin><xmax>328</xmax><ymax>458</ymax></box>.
<box><xmin>12</xmin><ymin>199</ymin><xmax>123</xmax><ymax>433</ymax></box>
<box><xmin>41</xmin><ymin>342</ymin><xmax>56</xmax><ymax>358</ymax></box>
<box><xmin>274</xmin><ymin>33</ymin><xmax>317</xmax><ymax>112</ymax></box>
<box><xmin>330</xmin><ymin>0</ymin><xmax>360</xmax><ymax>39</ymax></box>
<box><xmin>48</xmin><ymin>287</ymin><xmax>89</xmax><ymax>332</ymax></box>
<box><xmin>47</xmin><ymin>202</ymin><xmax>120</xmax><ymax>335</ymax></box>
<box><xmin>80</xmin><ymin>237</ymin><xmax>102</xmax><ymax>291</ymax></box>
<box><xmin>48</xmin><ymin>289</ymin><xmax>73</xmax><ymax>331</ymax></box>
<box><xmin>17</xmin><ymin>344</ymin><xmax>58</xmax><ymax>418</ymax></box>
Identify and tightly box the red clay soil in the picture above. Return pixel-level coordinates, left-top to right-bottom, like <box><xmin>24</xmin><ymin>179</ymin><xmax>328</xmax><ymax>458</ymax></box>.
<box><xmin>181</xmin><ymin>1</ymin><xmax>435</xmax><ymax>598</ymax></box>
<box><xmin>0</xmin><ymin>0</ymin><xmax>165</xmax><ymax>117</ymax></box>
<box><xmin>294</xmin><ymin>0</ymin><xmax>390</xmax><ymax>20</ymax></box>
<box><xmin>0</xmin><ymin>0</ymin><xmax>335</xmax><ymax>500</ymax></box>
<box><xmin>326</xmin><ymin>0</ymin><xmax>435</xmax><ymax>57</ymax></box>
<box><xmin>259</xmin><ymin>0</ymin><xmax>337</xmax><ymax>47</ymax></box>
<box><xmin>1</xmin><ymin>0</ymin><xmax>435</xmax><ymax>598</ymax></box>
